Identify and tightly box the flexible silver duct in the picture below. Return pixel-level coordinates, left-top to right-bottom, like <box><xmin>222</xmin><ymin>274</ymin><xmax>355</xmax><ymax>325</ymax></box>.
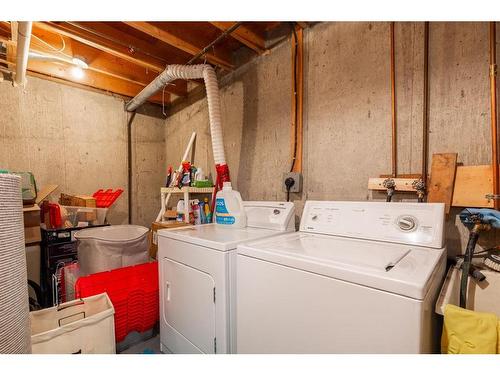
<box><xmin>126</xmin><ymin>64</ymin><xmax>226</xmax><ymax>166</ymax></box>
<box><xmin>0</xmin><ymin>173</ymin><xmax>32</xmax><ymax>353</ymax></box>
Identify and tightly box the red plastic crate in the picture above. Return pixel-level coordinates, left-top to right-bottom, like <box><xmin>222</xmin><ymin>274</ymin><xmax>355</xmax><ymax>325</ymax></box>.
<box><xmin>75</xmin><ymin>261</ymin><xmax>159</xmax><ymax>342</ymax></box>
<box><xmin>92</xmin><ymin>189</ymin><xmax>124</xmax><ymax>208</ymax></box>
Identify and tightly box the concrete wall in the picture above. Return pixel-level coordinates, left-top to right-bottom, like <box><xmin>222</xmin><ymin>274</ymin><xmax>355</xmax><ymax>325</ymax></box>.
<box><xmin>165</xmin><ymin>22</ymin><xmax>499</xmax><ymax>257</ymax></box>
<box><xmin>0</xmin><ymin>76</ymin><xmax>164</xmax><ymax>228</ymax></box>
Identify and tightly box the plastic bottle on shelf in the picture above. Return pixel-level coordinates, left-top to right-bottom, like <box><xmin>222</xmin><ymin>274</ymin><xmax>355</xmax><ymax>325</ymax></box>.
<box><xmin>214</xmin><ymin>182</ymin><xmax>247</xmax><ymax>228</ymax></box>
<box><xmin>204</xmin><ymin>197</ymin><xmax>212</xmax><ymax>223</ymax></box>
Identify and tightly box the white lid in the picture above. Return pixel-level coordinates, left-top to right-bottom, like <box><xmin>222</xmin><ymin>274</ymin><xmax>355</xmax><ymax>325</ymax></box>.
<box><xmin>222</xmin><ymin>182</ymin><xmax>232</xmax><ymax>190</ymax></box>
<box><xmin>158</xmin><ymin>224</ymin><xmax>282</xmax><ymax>251</ymax></box>
<box><xmin>237</xmin><ymin>232</ymin><xmax>446</xmax><ymax>299</ymax></box>
<box><xmin>74</xmin><ymin>225</ymin><xmax>149</xmax><ymax>242</ymax></box>
<box><xmin>158</xmin><ymin>201</ymin><xmax>295</xmax><ymax>250</ymax></box>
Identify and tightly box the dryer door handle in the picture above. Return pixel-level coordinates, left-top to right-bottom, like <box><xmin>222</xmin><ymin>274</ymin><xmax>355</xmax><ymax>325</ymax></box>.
<box><xmin>166</xmin><ymin>281</ymin><xmax>171</xmax><ymax>301</ymax></box>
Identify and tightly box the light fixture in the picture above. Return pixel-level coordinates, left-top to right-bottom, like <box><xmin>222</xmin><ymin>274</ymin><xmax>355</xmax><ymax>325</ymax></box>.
<box><xmin>72</xmin><ymin>57</ymin><xmax>88</xmax><ymax>69</ymax></box>
<box><xmin>70</xmin><ymin>56</ymin><xmax>88</xmax><ymax>80</ymax></box>
<box><xmin>71</xmin><ymin>66</ymin><xmax>85</xmax><ymax>80</ymax></box>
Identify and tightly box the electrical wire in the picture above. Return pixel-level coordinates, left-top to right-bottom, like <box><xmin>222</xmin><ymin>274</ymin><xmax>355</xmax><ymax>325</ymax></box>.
<box><xmin>289</xmin><ymin>23</ymin><xmax>299</xmax><ymax>173</ymax></box>
<box><xmin>31</xmin><ymin>33</ymin><xmax>66</xmax><ymax>54</ymax></box>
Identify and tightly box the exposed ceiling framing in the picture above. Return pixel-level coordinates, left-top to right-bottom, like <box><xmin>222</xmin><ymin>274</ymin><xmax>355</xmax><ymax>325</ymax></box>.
<box><xmin>0</xmin><ymin>21</ymin><xmax>293</xmax><ymax>110</ymax></box>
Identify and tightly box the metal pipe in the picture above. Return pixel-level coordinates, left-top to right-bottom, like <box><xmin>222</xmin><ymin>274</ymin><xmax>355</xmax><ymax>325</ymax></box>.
<box><xmin>127</xmin><ymin>111</ymin><xmax>136</xmax><ymax>224</ymax></box>
<box><xmin>489</xmin><ymin>22</ymin><xmax>499</xmax><ymax>210</ymax></box>
<box><xmin>422</xmin><ymin>22</ymin><xmax>430</xmax><ymax>189</ymax></box>
<box><xmin>126</xmin><ymin>22</ymin><xmax>242</xmax><ymax>112</ymax></box>
<box><xmin>390</xmin><ymin>22</ymin><xmax>397</xmax><ymax>177</ymax></box>
<box><xmin>14</xmin><ymin>22</ymin><xmax>32</xmax><ymax>86</ymax></box>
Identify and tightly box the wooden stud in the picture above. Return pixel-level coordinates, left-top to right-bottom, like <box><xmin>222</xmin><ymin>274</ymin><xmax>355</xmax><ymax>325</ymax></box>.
<box><xmin>124</xmin><ymin>22</ymin><xmax>234</xmax><ymax>70</ymax></box>
<box><xmin>210</xmin><ymin>22</ymin><xmax>266</xmax><ymax>54</ymax></box>
<box><xmin>427</xmin><ymin>153</ymin><xmax>458</xmax><ymax>213</ymax></box>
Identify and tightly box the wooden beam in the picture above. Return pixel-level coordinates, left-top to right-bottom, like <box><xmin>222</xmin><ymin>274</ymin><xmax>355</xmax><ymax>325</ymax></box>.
<box><xmin>210</xmin><ymin>22</ymin><xmax>266</xmax><ymax>54</ymax></box>
<box><xmin>290</xmin><ymin>25</ymin><xmax>303</xmax><ymax>173</ymax></box>
<box><xmin>6</xmin><ymin>22</ymin><xmax>17</xmax><ymax>72</ymax></box>
<box><xmin>70</xmin><ymin>22</ymin><xmax>191</xmax><ymax>65</ymax></box>
<box><xmin>35</xmin><ymin>22</ymin><xmax>166</xmax><ymax>73</ymax></box>
<box><xmin>124</xmin><ymin>22</ymin><xmax>234</xmax><ymax>70</ymax></box>
<box><xmin>30</xmin><ymin>23</ymin><xmax>187</xmax><ymax>98</ymax></box>
<box><xmin>27</xmin><ymin>59</ymin><xmax>167</xmax><ymax>104</ymax></box>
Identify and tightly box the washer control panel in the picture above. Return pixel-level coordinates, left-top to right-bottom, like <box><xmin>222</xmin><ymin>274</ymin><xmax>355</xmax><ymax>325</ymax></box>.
<box><xmin>300</xmin><ymin>201</ymin><xmax>445</xmax><ymax>248</ymax></box>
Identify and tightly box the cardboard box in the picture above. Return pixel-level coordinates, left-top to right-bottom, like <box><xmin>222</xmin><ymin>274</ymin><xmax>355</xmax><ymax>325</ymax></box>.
<box><xmin>149</xmin><ymin>221</ymin><xmax>190</xmax><ymax>259</ymax></box>
<box><xmin>23</xmin><ymin>204</ymin><xmax>40</xmax><ymax>227</ymax></box>
<box><xmin>59</xmin><ymin>194</ymin><xmax>97</xmax><ymax>221</ymax></box>
<box><xmin>59</xmin><ymin>193</ymin><xmax>96</xmax><ymax>208</ymax></box>
<box><xmin>24</xmin><ymin>225</ymin><xmax>41</xmax><ymax>244</ymax></box>
<box><xmin>23</xmin><ymin>204</ymin><xmax>41</xmax><ymax>244</ymax></box>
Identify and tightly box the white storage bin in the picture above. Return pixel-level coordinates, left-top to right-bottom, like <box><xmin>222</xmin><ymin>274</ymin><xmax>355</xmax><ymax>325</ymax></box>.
<box><xmin>75</xmin><ymin>225</ymin><xmax>149</xmax><ymax>275</ymax></box>
<box><xmin>30</xmin><ymin>293</ymin><xmax>116</xmax><ymax>354</ymax></box>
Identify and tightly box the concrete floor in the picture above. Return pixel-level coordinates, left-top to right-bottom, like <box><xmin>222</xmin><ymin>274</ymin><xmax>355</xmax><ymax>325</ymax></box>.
<box><xmin>120</xmin><ymin>334</ymin><xmax>162</xmax><ymax>354</ymax></box>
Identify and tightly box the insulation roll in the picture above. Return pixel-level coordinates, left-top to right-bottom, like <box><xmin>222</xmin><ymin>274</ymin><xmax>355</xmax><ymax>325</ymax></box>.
<box><xmin>0</xmin><ymin>173</ymin><xmax>32</xmax><ymax>353</ymax></box>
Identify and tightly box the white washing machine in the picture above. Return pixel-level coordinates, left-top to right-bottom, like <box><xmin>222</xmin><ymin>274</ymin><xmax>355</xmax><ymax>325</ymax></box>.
<box><xmin>157</xmin><ymin>201</ymin><xmax>295</xmax><ymax>354</ymax></box>
<box><xmin>236</xmin><ymin>201</ymin><xmax>446</xmax><ymax>353</ymax></box>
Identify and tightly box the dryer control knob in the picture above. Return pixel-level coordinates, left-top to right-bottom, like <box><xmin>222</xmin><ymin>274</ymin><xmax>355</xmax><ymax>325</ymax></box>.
<box><xmin>397</xmin><ymin>216</ymin><xmax>417</xmax><ymax>231</ymax></box>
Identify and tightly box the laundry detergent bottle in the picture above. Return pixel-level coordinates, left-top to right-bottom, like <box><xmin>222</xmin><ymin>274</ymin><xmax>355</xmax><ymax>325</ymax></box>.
<box><xmin>215</xmin><ymin>182</ymin><xmax>247</xmax><ymax>228</ymax></box>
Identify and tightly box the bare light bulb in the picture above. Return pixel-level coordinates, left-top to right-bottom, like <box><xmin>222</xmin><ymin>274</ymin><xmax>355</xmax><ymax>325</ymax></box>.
<box><xmin>71</xmin><ymin>66</ymin><xmax>85</xmax><ymax>80</ymax></box>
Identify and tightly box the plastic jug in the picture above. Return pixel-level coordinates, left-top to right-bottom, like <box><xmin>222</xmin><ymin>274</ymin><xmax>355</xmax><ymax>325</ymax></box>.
<box><xmin>215</xmin><ymin>182</ymin><xmax>247</xmax><ymax>228</ymax></box>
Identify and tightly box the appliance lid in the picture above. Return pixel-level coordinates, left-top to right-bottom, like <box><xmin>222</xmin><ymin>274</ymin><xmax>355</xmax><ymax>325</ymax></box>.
<box><xmin>74</xmin><ymin>225</ymin><xmax>149</xmax><ymax>242</ymax></box>
<box><xmin>237</xmin><ymin>232</ymin><xmax>445</xmax><ymax>300</ymax></box>
<box><xmin>243</xmin><ymin>201</ymin><xmax>295</xmax><ymax>231</ymax></box>
<box><xmin>158</xmin><ymin>224</ymin><xmax>287</xmax><ymax>251</ymax></box>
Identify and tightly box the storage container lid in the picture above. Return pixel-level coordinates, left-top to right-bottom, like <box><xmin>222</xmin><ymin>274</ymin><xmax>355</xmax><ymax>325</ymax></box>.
<box><xmin>74</xmin><ymin>225</ymin><xmax>148</xmax><ymax>242</ymax></box>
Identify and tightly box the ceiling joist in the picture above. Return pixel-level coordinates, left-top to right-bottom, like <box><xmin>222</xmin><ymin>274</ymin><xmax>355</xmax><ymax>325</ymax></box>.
<box><xmin>210</xmin><ymin>22</ymin><xmax>266</xmax><ymax>54</ymax></box>
<box><xmin>1</xmin><ymin>21</ymin><xmax>288</xmax><ymax>108</ymax></box>
<box><xmin>124</xmin><ymin>22</ymin><xmax>234</xmax><ymax>70</ymax></box>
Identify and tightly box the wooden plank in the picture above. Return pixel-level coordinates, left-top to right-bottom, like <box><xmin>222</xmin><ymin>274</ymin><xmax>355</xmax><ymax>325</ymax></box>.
<box><xmin>290</xmin><ymin>26</ymin><xmax>303</xmax><ymax>173</ymax></box>
<box><xmin>427</xmin><ymin>153</ymin><xmax>458</xmax><ymax>213</ymax></box>
<box><xmin>368</xmin><ymin>178</ymin><xmax>420</xmax><ymax>192</ymax></box>
<box><xmin>379</xmin><ymin>173</ymin><xmax>422</xmax><ymax>179</ymax></box>
<box><xmin>452</xmin><ymin>165</ymin><xmax>494</xmax><ymax>208</ymax></box>
<box><xmin>210</xmin><ymin>22</ymin><xmax>266</xmax><ymax>54</ymax></box>
<box><xmin>6</xmin><ymin>21</ymin><xmax>17</xmax><ymax>72</ymax></box>
<box><xmin>124</xmin><ymin>22</ymin><xmax>234</xmax><ymax>71</ymax></box>
<box><xmin>71</xmin><ymin>22</ymin><xmax>192</xmax><ymax>65</ymax></box>
<box><xmin>36</xmin><ymin>184</ymin><xmax>59</xmax><ymax>204</ymax></box>
<box><xmin>35</xmin><ymin>22</ymin><xmax>166</xmax><ymax>73</ymax></box>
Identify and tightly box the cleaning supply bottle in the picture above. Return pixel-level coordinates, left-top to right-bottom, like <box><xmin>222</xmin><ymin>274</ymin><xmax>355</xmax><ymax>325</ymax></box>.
<box><xmin>204</xmin><ymin>197</ymin><xmax>212</xmax><ymax>223</ymax></box>
<box><xmin>215</xmin><ymin>182</ymin><xmax>247</xmax><ymax>228</ymax></box>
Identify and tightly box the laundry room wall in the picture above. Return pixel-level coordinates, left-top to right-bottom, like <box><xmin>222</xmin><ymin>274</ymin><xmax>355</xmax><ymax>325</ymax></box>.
<box><xmin>164</xmin><ymin>21</ymin><xmax>499</xmax><ymax>257</ymax></box>
<box><xmin>0</xmin><ymin>76</ymin><xmax>164</xmax><ymax>227</ymax></box>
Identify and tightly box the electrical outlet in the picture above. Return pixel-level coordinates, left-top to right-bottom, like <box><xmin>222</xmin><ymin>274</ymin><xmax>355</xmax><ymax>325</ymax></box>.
<box><xmin>282</xmin><ymin>172</ymin><xmax>302</xmax><ymax>193</ymax></box>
